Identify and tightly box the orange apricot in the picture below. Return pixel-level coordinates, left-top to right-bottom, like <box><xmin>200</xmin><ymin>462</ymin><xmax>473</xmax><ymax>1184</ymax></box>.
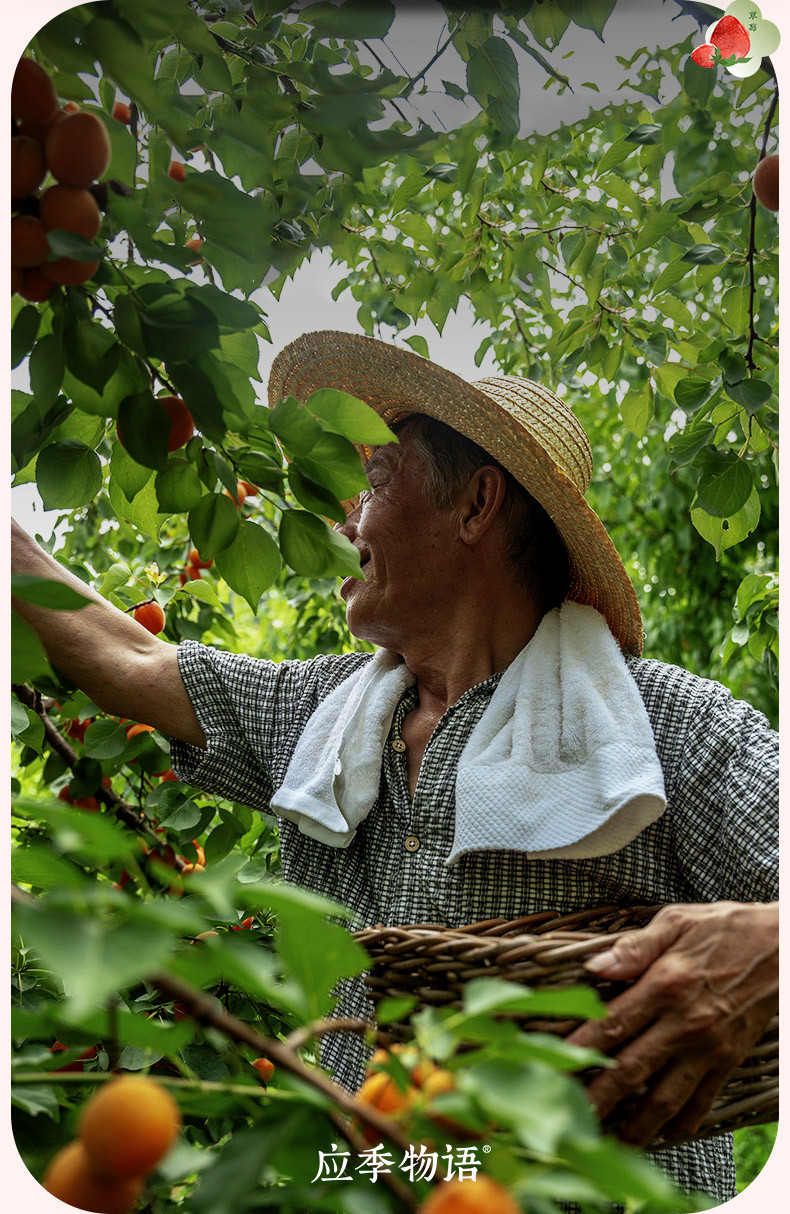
<box><xmin>11</xmin><ymin>215</ymin><xmax>50</xmax><ymax>267</ymax></box>
<box><xmin>252</xmin><ymin>1057</ymin><xmax>275</xmax><ymax>1081</ymax></box>
<box><xmin>168</xmin><ymin>160</ymin><xmax>186</xmax><ymax>183</ymax></box>
<box><xmin>187</xmin><ymin>547</ymin><xmax>213</xmax><ymax>569</ymax></box>
<box><xmin>11</xmin><ymin>265</ymin><xmax>24</xmax><ymax>295</ymax></box>
<box><xmin>79</xmin><ymin>1074</ymin><xmax>181</xmax><ymax>1179</ymax></box>
<box><xmin>185</xmin><ymin>236</ymin><xmax>204</xmax><ymax>263</ymax></box>
<box><xmin>113</xmin><ymin>101</ymin><xmax>131</xmax><ymax>125</ymax></box>
<box><xmin>126</xmin><ymin>722</ymin><xmax>155</xmax><ymax>739</ymax></box>
<box><xmin>46</xmin><ymin>110</ymin><xmax>112</xmax><ymax>187</ymax></box>
<box><xmin>12</xmin><ymin>57</ymin><xmax>58</xmax><ymax>126</ymax></box>
<box><xmin>11</xmin><ymin>134</ymin><xmax>46</xmax><ymax>198</ymax></box>
<box><xmin>418</xmin><ymin>1174</ymin><xmax>522</xmax><ymax>1214</ymax></box>
<box><xmin>40</xmin><ymin>256</ymin><xmax>100</xmax><ymax>286</ymax></box>
<box><xmin>41</xmin><ymin>184</ymin><xmax>102</xmax><ymax>240</ymax></box>
<box><xmin>754</xmin><ymin>153</ymin><xmax>779</xmax><ymax>212</ymax></box>
<box><xmin>43</xmin><ymin>1140</ymin><xmax>144</xmax><ymax>1214</ymax></box>
<box><xmin>132</xmin><ymin>601</ymin><xmax>166</xmax><ymax>634</ymax></box>
<box><xmin>19</xmin><ymin>267</ymin><xmax>55</xmax><ymax>302</ymax></box>
<box><xmin>160</xmin><ymin>395</ymin><xmax>195</xmax><ymax>451</ymax></box>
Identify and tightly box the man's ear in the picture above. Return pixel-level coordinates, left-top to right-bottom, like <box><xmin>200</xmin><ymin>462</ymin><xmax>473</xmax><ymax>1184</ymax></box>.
<box><xmin>456</xmin><ymin>466</ymin><xmax>508</xmax><ymax>546</ymax></box>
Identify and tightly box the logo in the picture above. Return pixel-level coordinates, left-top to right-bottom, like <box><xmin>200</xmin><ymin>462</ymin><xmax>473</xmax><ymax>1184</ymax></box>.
<box><xmin>691</xmin><ymin>3</ymin><xmax>780</xmax><ymax>77</ymax></box>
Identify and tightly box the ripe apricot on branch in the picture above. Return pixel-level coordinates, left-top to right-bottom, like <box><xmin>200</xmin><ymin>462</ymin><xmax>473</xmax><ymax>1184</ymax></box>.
<box><xmin>169</xmin><ymin>160</ymin><xmax>186</xmax><ymax>183</ymax></box>
<box><xmin>418</xmin><ymin>1174</ymin><xmax>522</xmax><ymax>1214</ymax></box>
<box><xmin>188</xmin><ymin>547</ymin><xmax>213</xmax><ymax>569</ymax></box>
<box><xmin>11</xmin><ymin>215</ymin><xmax>50</xmax><ymax>267</ymax></box>
<box><xmin>252</xmin><ymin>1057</ymin><xmax>275</xmax><ymax>1082</ymax></box>
<box><xmin>79</xmin><ymin>1074</ymin><xmax>182</xmax><ymax>1179</ymax></box>
<box><xmin>46</xmin><ymin>110</ymin><xmax>112</xmax><ymax>187</ymax></box>
<box><xmin>43</xmin><ymin>1140</ymin><xmax>144</xmax><ymax>1214</ymax></box>
<box><xmin>159</xmin><ymin>395</ymin><xmax>195</xmax><ymax>451</ymax></box>
<box><xmin>41</xmin><ymin>184</ymin><xmax>102</xmax><ymax>240</ymax></box>
<box><xmin>133</xmin><ymin>601</ymin><xmax>166</xmax><ymax>634</ymax></box>
<box><xmin>113</xmin><ymin>101</ymin><xmax>131</xmax><ymax>125</ymax></box>
<box><xmin>12</xmin><ymin>57</ymin><xmax>58</xmax><ymax>126</ymax></box>
<box><xmin>41</xmin><ymin>257</ymin><xmax>100</xmax><ymax>286</ymax></box>
<box><xmin>126</xmin><ymin>722</ymin><xmax>155</xmax><ymax>739</ymax></box>
<box><xmin>11</xmin><ymin>134</ymin><xmax>46</xmax><ymax>198</ymax></box>
<box><xmin>19</xmin><ymin>267</ymin><xmax>55</xmax><ymax>303</ymax></box>
<box><xmin>754</xmin><ymin>154</ymin><xmax>779</xmax><ymax>212</ymax></box>
<box><xmin>186</xmin><ymin>236</ymin><xmax>204</xmax><ymax>263</ymax></box>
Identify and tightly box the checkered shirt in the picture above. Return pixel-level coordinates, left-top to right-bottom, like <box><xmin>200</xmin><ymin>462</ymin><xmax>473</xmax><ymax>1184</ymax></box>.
<box><xmin>170</xmin><ymin>641</ymin><xmax>778</xmax><ymax>1206</ymax></box>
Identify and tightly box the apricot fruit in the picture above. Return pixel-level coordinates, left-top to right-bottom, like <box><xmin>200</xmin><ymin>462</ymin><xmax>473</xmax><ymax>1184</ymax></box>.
<box><xmin>754</xmin><ymin>153</ymin><xmax>779</xmax><ymax>212</ymax></box>
<box><xmin>11</xmin><ymin>215</ymin><xmax>50</xmax><ymax>267</ymax></box>
<box><xmin>160</xmin><ymin>395</ymin><xmax>195</xmax><ymax>451</ymax></box>
<box><xmin>17</xmin><ymin>107</ymin><xmax>68</xmax><ymax>145</ymax></box>
<box><xmin>418</xmin><ymin>1174</ymin><xmax>522</xmax><ymax>1214</ymax></box>
<box><xmin>180</xmin><ymin>862</ymin><xmax>205</xmax><ymax>876</ymax></box>
<box><xmin>126</xmin><ymin>722</ymin><xmax>155</xmax><ymax>739</ymax></box>
<box><xmin>168</xmin><ymin>160</ymin><xmax>186</xmax><ymax>183</ymax></box>
<box><xmin>41</xmin><ymin>184</ymin><xmax>102</xmax><ymax>240</ymax></box>
<box><xmin>46</xmin><ymin>110</ymin><xmax>112</xmax><ymax>187</ymax></box>
<box><xmin>50</xmin><ymin>1042</ymin><xmax>98</xmax><ymax>1073</ymax></box>
<box><xmin>11</xmin><ymin>265</ymin><xmax>24</xmax><ymax>296</ymax></box>
<box><xmin>12</xmin><ymin>57</ymin><xmax>58</xmax><ymax>126</ymax></box>
<box><xmin>19</xmin><ymin>266</ymin><xmax>55</xmax><ymax>302</ymax></box>
<box><xmin>11</xmin><ymin>134</ymin><xmax>46</xmax><ymax>198</ymax></box>
<box><xmin>252</xmin><ymin>1057</ymin><xmax>275</xmax><ymax>1081</ymax></box>
<box><xmin>185</xmin><ymin>236</ymin><xmax>204</xmax><ymax>262</ymax></box>
<box><xmin>79</xmin><ymin>1074</ymin><xmax>181</xmax><ymax>1179</ymax></box>
<box><xmin>112</xmin><ymin>101</ymin><xmax>131</xmax><ymax>125</ymax></box>
<box><xmin>43</xmin><ymin>1140</ymin><xmax>144</xmax><ymax>1214</ymax></box>
<box><xmin>179</xmin><ymin>563</ymin><xmax>202</xmax><ymax>585</ymax></box>
<box><xmin>188</xmin><ymin>547</ymin><xmax>213</xmax><ymax>569</ymax></box>
<box><xmin>40</xmin><ymin>257</ymin><xmax>100</xmax><ymax>286</ymax></box>
<box><xmin>224</xmin><ymin>482</ymin><xmax>248</xmax><ymax>508</ymax></box>
<box><xmin>132</xmin><ymin>601</ymin><xmax>166</xmax><ymax>634</ymax></box>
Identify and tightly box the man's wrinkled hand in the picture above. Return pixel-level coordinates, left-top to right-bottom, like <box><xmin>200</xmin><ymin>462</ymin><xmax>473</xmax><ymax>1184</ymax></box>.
<box><xmin>565</xmin><ymin>901</ymin><xmax>778</xmax><ymax>1146</ymax></box>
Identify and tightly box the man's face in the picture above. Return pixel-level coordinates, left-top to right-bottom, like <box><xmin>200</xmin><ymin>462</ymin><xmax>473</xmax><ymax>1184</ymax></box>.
<box><xmin>338</xmin><ymin>434</ymin><xmax>456</xmax><ymax>650</ymax></box>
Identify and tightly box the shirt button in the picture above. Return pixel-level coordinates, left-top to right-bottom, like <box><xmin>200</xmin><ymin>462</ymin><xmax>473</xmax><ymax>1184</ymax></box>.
<box><xmin>391</xmin><ymin>738</ymin><xmax>406</xmax><ymax>753</ymax></box>
<box><xmin>404</xmin><ymin>834</ymin><xmax>420</xmax><ymax>853</ymax></box>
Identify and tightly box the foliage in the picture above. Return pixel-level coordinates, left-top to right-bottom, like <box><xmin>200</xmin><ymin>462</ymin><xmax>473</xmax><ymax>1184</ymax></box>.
<box><xmin>732</xmin><ymin>1122</ymin><xmax>778</xmax><ymax>1193</ymax></box>
<box><xmin>11</xmin><ymin>1</ymin><xmax>778</xmax><ymax>1210</ymax></box>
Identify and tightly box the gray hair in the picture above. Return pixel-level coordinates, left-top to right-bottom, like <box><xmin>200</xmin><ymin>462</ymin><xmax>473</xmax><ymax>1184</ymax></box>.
<box><xmin>394</xmin><ymin>413</ymin><xmax>570</xmax><ymax>611</ymax></box>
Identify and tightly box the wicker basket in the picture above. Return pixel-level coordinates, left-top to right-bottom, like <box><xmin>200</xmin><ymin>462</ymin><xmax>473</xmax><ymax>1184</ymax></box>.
<box><xmin>354</xmin><ymin>905</ymin><xmax>778</xmax><ymax>1151</ymax></box>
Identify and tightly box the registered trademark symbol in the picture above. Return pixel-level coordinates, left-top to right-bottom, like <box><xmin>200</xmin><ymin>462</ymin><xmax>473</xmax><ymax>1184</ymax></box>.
<box><xmin>482</xmin><ymin>1145</ymin><xmax>491</xmax><ymax>1153</ymax></box>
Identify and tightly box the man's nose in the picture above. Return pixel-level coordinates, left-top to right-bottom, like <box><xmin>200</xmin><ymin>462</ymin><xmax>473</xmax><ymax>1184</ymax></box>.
<box><xmin>333</xmin><ymin>499</ymin><xmax>360</xmax><ymax>537</ymax></box>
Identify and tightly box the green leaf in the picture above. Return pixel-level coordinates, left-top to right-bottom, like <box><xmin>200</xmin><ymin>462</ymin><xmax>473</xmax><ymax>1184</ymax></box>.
<box><xmin>625</xmin><ymin>122</ymin><xmax>662</xmax><ymax>145</ymax></box>
<box><xmin>724</xmin><ymin>378</ymin><xmax>773</xmax><ymax>414</ymax></box>
<box><xmin>462</xmin><ymin>977</ymin><xmax>605</xmax><ymax>1021</ymax></box>
<box><xmin>695</xmin><ymin>450</ymin><xmax>754</xmax><ymax>518</ymax></box>
<box><xmin>269</xmin><ymin>397</ymin><xmax>325</xmax><ymax>458</ymax></box>
<box><xmin>306</xmin><ymin>388</ymin><xmax>397</xmax><ymax>446</ymax></box>
<box><xmin>214</xmin><ymin>521</ymin><xmax>282</xmax><ymax>612</ymax></box>
<box><xmin>11</xmin><ymin>613</ymin><xmax>55</xmax><ymax>686</ymax></box>
<box><xmin>108</xmin><ymin>475</ymin><xmax>171</xmax><ymax>540</ymax></box>
<box><xmin>36</xmin><ymin>441</ymin><xmax>102</xmax><ymax>510</ymax></box>
<box><xmin>288</xmin><ymin>467</ymin><xmax>346</xmax><ymax>525</ymax></box>
<box><xmin>11</xmin><ymin>305</ymin><xmax>41</xmax><ymax>369</ymax></box>
<box><xmin>297</xmin><ymin>432</ymin><xmax>370</xmax><ymax>500</ymax></box>
<box><xmin>10</xmin><ymin>576</ymin><xmax>90</xmax><ymax>611</ymax></box>
<box><xmin>63</xmin><ymin>316</ymin><xmax>121</xmax><ymax>396</ymax></box>
<box><xmin>595</xmin><ymin>135</ymin><xmax>634</xmax><ymax>177</ymax></box>
<box><xmin>45</xmin><ymin>229</ymin><xmax>103</xmax><ymax>261</ymax></box>
<box><xmin>467</xmin><ymin>37</ymin><xmax>520</xmax><ymax>142</ymax></box>
<box><xmin>83</xmin><ymin>720</ymin><xmax>129</xmax><ymax>760</ymax></box>
<box><xmin>188</xmin><ymin>494</ymin><xmax>241</xmax><ymax>560</ymax></box>
<box><xmin>718</xmin><ymin>348</ymin><xmax>748</xmax><ymax>385</ymax></box>
<box><xmin>109</xmin><ymin>441</ymin><xmax>153</xmax><ymax>501</ymax></box>
<box><xmin>673</xmin><ymin>376</ymin><xmax>720</xmax><ymax>414</ymax></box>
<box><xmin>683</xmin><ymin>55</ymin><xmax>715</xmax><ymax>106</ymax></box>
<box><xmin>137</xmin><ymin>290</ymin><xmax>221</xmax><ymax>363</ymax></box>
<box><xmin>557</xmin><ymin>0</ymin><xmax>616</xmax><ymax>40</ymax></box>
<box><xmin>301</xmin><ymin>0</ymin><xmax>395</xmax><ymax>39</ymax></box>
<box><xmin>404</xmin><ymin>335</ymin><xmax>431</xmax><ymax>359</ymax></box>
<box><xmin>279</xmin><ymin>511</ymin><xmax>363</xmax><ymax>578</ymax></box>
<box><xmin>275</xmin><ymin>900</ymin><xmax>369</xmax><ymax>1019</ymax></box>
<box><xmin>631</xmin><ymin>213</ymin><xmax>678</xmax><ymax>255</ymax></box>
<box><xmin>666</xmin><ymin>423</ymin><xmax>716</xmax><ymax>466</ymax></box>
<box><xmin>116</xmin><ymin>392</ymin><xmax>171</xmax><ymax>472</ymax></box>
<box><xmin>721</xmin><ymin>285</ymin><xmax>750</xmax><ymax>332</ymax></box>
<box><xmin>29</xmin><ymin>333</ymin><xmax>65</xmax><ymax>411</ymax></box>
<box><xmin>634</xmin><ymin>331</ymin><xmax>667</xmax><ymax>365</ymax></box>
<box><xmin>155</xmin><ymin>460</ymin><xmax>205</xmax><ymax>513</ymax></box>
<box><xmin>390</xmin><ymin>169</ymin><xmax>427</xmax><ymax>216</ymax></box>
<box><xmin>14</xmin><ymin>902</ymin><xmax>175</xmax><ymax>1020</ymax></box>
<box><xmin>619</xmin><ymin>382</ymin><xmax>652</xmax><ymax>438</ymax></box>
<box><xmin>681</xmin><ymin>243</ymin><xmax>727</xmax><ymax>265</ymax></box>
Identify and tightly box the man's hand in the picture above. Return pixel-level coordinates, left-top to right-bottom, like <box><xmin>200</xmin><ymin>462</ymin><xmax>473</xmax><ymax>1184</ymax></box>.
<box><xmin>566</xmin><ymin>901</ymin><xmax>778</xmax><ymax>1146</ymax></box>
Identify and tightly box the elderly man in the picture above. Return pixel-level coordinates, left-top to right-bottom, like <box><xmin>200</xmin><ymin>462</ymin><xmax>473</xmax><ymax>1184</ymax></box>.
<box><xmin>12</xmin><ymin>331</ymin><xmax>778</xmax><ymax>1208</ymax></box>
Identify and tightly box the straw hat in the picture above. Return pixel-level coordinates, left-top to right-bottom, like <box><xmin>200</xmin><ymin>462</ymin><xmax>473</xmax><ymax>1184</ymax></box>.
<box><xmin>268</xmin><ymin>330</ymin><xmax>643</xmax><ymax>655</ymax></box>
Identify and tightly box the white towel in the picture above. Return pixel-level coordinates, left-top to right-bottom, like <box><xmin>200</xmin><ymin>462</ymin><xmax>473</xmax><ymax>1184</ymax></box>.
<box><xmin>271</xmin><ymin>602</ymin><xmax>666</xmax><ymax>859</ymax></box>
<box><xmin>449</xmin><ymin>602</ymin><xmax>666</xmax><ymax>863</ymax></box>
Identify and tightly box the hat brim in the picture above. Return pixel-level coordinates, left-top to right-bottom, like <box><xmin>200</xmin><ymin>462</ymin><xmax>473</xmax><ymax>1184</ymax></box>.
<box><xmin>268</xmin><ymin>330</ymin><xmax>643</xmax><ymax>656</ymax></box>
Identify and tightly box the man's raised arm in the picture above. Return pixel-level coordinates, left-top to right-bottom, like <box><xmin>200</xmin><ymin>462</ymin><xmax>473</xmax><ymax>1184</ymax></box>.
<box><xmin>12</xmin><ymin>520</ymin><xmax>206</xmax><ymax>749</ymax></box>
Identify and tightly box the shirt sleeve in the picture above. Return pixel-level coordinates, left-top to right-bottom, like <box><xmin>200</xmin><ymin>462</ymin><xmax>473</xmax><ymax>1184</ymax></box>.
<box><xmin>668</xmin><ymin>674</ymin><xmax>778</xmax><ymax>903</ymax></box>
<box><xmin>168</xmin><ymin>640</ymin><xmax>369</xmax><ymax>810</ymax></box>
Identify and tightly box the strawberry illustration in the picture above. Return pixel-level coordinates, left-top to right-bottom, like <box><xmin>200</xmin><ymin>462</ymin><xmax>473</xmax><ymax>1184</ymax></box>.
<box><xmin>691</xmin><ymin>14</ymin><xmax>751</xmax><ymax>69</ymax></box>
